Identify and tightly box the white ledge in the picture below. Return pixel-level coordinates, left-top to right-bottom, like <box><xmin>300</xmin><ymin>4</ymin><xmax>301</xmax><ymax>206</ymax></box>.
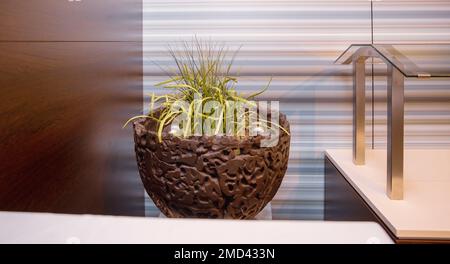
<box><xmin>0</xmin><ymin>211</ymin><xmax>391</xmax><ymax>244</ymax></box>
<box><xmin>326</xmin><ymin>148</ymin><xmax>450</xmax><ymax>240</ymax></box>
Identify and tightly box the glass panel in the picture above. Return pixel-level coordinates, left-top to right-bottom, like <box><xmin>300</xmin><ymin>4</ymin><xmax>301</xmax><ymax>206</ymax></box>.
<box><xmin>373</xmin><ymin>44</ymin><xmax>450</xmax><ymax>78</ymax></box>
<box><xmin>334</xmin><ymin>44</ymin><xmax>371</xmax><ymax>65</ymax></box>
<box><xmin>335</xmin><ymin>44</ymin><xmax>450</xmax><ymax>78</ymax></box>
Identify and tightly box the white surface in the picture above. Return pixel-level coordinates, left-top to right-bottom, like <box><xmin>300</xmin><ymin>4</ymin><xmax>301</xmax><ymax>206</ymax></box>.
<box><xmin>326</xmin><ymin>149</ymin><xmax>450</xmax><ymax>240</ymax></box>
<box><xmin>0</xmin><ymin>211</ymin><xmax>392</xmax><ymax>244</ymax></box>
<box><xmin>158</xmin><ymin>203</ymin><xmax>272</xmax><ymax>220</ymax></box>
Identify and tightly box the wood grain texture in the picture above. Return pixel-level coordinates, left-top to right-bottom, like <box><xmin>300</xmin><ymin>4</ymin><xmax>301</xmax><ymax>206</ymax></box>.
<box><xmin>0</xmin><ymin>0</ymin><xmax>141</xmax><ymax>41</ymax></box>
<box><xmin>0</xmin><ymin>42</ymin><xmax>143</xmax><ymax>215</ymax></box>
<box><xmin>0</xmin><ymin>0</ymin><xmax>145</xmax><ymax>217</ymax></box>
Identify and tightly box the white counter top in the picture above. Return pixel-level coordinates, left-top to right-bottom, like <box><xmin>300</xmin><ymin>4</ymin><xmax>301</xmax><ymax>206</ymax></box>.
<box><xmin>326</xmin><ymin>149</ymin><xmax>450</xmax><ymax>240</ymax></box>
<box><xmin>0</xmin><ymin>211</ymin><xmax>392</xmax><ymax>244</ymax></box>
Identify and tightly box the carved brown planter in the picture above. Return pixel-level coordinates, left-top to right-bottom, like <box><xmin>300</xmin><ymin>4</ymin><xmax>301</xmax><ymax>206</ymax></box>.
<box><xmin>133</xmin><ymin>113</ymin><xmax>290</xmax><ymax>219</ymax></box>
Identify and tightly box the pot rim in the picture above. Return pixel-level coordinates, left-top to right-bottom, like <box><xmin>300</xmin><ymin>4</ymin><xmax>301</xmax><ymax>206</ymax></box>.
<box><xmin>132</xmin><ymin>111</ymin><xmax>289</xmax><ymax>146</ymax></box>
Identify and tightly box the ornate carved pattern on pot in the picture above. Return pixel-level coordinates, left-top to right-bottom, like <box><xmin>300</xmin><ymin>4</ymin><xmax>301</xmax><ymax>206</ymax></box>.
<box><xmin>133</xmin><ymin>113</ymin><xmax>290</xmax><ymax>219</ymax></box>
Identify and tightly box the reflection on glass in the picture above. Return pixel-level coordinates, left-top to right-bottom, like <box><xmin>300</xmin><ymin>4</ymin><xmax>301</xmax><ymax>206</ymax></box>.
<box><xmin>335</xmin><ymin>44</ymin><xmax>450</xmax><ymax>78</ymax></box>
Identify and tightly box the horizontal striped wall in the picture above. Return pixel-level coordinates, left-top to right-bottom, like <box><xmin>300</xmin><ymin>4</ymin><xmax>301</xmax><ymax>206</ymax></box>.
<box><xmin>142</xmin><ymin>0</ymin><xmax>450</xmax><ymax>220</ymax></box>
<box><xmin>372</xmin><ymin>1</ymin><xmax>450</xmax><ymax>149</ymax></box>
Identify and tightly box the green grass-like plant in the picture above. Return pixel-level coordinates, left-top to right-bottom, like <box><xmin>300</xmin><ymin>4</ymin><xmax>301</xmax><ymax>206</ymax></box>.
<box><xmin>124</xmin><ymin>39</ymin><xmax>288</xmax><ymax>142</ymax></box>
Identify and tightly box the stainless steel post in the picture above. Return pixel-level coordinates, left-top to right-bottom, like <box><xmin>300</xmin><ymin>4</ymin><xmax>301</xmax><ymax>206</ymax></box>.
<box><xmin>353</xmin><ymin>57</ymin><xmax>367</xmax><ymax>165</ymax></box>
<box><xmin>387</xmin><ymin>65</ymin><xmax>404</xmax><ymax>200</ymax></box>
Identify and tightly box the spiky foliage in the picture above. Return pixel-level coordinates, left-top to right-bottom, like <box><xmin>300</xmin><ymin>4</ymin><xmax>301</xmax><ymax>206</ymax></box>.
<box><xmin>125</xmin><ymin>39</ymin><xmax>287</xmax><ymax>142</ymax></box>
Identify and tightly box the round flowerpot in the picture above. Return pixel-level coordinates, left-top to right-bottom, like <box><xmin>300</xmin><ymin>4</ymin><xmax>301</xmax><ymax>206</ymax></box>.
<box><xmin>132</xmin><ymin>112</ymin><xmax>290</xmax><ymax>219</ymax></box>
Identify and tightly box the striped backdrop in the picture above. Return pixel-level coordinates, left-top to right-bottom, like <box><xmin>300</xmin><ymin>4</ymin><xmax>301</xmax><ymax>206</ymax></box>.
<box><xmin>142</xmin><ymin>0</ymin><xmax>450</xmax><ymax>220</ymax></box>
<box><xmin>373</xmin><ymin>1</ymin><xmax>450</xmax><ymax>149</ymax></box>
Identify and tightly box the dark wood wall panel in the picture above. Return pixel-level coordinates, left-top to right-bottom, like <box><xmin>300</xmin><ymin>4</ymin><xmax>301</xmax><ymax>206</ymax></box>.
<box><xmin>0</xmin><ymin>1</ymin><xmax>143</xmax><ymax>215</ymax></box>
<box><xmin>0</xmin><ymin>43</ymin><xmax>143</xmax><ymax>215</ymax></box>
<box><xmin>0</xmin><ymin>0</ymin><xmax>141</xmax><ymax>41</ymax></box>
